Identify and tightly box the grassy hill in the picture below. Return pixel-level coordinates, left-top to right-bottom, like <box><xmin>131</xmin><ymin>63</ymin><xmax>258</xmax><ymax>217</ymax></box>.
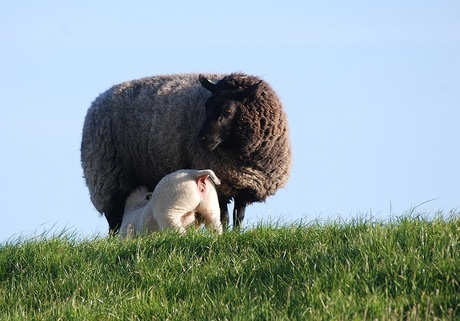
<box><xmin>0</xmin><ymin>214</ymin><xmax>459</xmax><ymax>320</ymax></box>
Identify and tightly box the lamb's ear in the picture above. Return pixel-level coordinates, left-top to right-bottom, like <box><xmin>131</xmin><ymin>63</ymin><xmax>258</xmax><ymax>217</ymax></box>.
<box><xmin>232</xmin><ymin>80</ymin><xmax>262</xmax><ymax>101</ymax></box>
<box><xmin>196</xmin><ymin>174</ymin><xmax>209</xmax><ymax>193</ymax></box>
<box><xmin>199</xmin><ymin>75</ymin><xmax>218</xmax><ymax>93</ymax></box>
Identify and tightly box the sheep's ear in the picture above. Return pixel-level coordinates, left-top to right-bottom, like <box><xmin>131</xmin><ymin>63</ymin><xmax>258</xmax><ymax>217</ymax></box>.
<box><xmin>199</xmin><ymin>75</ymin><xmax>218</xmax><ymax>93</ymax></box>
<box><xmin>232</xmin><ymin>80</ymin><xmax>262</xmax><ymax>101</ymax></box>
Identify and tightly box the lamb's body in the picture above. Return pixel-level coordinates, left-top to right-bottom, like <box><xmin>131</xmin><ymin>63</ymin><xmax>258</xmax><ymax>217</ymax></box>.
<box><xmin>81</xmin><ymin>73</ymin><xmax>291</xmax><ymax>232</ymax></box>
<box><xmin>119</xmin><ymin>185</ymin><xmax>158</xmax><ymax>237</ymax></box>
<box><xmin>119</xmin><ymin>169</ymin><xmax>222</xmax><ymax>237</ymax></box>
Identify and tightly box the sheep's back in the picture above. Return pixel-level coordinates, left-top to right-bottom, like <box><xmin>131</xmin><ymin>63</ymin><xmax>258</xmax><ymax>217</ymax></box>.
<box><xmin>94</xmin><ymin>74</ymin><xmax>220</xmax><ymax>187</ymax></box>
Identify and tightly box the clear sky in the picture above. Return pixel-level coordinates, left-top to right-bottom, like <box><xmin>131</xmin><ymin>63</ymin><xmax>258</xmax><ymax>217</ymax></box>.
<box><xmin>1</xmin><ymin>1</ymin><xmax>459</xmax><ymax>242</ymax></box>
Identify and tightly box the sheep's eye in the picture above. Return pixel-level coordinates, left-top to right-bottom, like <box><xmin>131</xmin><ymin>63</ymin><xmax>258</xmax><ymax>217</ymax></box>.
<box><xmin>223</xmin><ymin>108</ymin><xmax>233</xmax><ymax>116</ymax></box>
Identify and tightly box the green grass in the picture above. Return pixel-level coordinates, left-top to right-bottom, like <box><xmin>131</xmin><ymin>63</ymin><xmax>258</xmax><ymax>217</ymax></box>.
<box><xmin>1</xmin><ymin>213</ymin><xmax>459</xmax><ymax>320</ymax></box>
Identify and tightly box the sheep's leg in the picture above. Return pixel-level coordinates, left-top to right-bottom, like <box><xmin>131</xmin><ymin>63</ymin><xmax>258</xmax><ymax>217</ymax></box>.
<box><xmin>106</xmin><ymin>198</ymin><xmax>125</xmax><ymax>235</ymax></box>
<box><xmin>233</xmin><ymin>198</ymin><xmax>247</xmax><ymax>230</ymax></box>
<box><xmin>219</xmin><ymin>197</ymin><xmax>229</xmax><ymax>230</ymax></box>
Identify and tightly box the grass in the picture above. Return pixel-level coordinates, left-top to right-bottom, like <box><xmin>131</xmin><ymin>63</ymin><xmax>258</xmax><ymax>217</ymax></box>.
<box><xmin>0</xmin><ymin>212</ymin><xmax>459</xmax><ymax>320</ymax></box>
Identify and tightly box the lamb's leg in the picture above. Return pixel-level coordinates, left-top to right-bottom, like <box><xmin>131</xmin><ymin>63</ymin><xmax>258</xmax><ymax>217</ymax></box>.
<box><xmin>219</xmin><ymin>197</ymin><xmax>229</xmax><ymax>230</ymax></box>
<box><xmin>209</xmin><ymin>217</ymin><xmax>223</xmax><ymax>234</ymax></box>
<box><xmin>156</xmin><ymin>210</ymin><xmax>188</xmax><ymax>234</ymax></box>
<box><xmin>201</xmin><ymin>210</ymin><xmax>223</xmax><ymax>234</ymax></box>
<box><xmin>181</xmin><ymin>212</ymin><xmax>197</xmax><ymax>230</ymax></box>
<box><xmin>233</xmin><ymin>197</ymin><xmax>247</xmax><ymax>230</ymax></box>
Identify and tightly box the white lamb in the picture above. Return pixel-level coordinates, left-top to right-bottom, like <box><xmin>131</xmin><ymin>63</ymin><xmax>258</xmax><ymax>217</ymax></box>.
<box><xmin>119</xmin><ymin>185</ymin><xmax>158</xmax><ymax>237</ymax></box>
<box><xmin>119</xmin><ymin>169</ymin><xmax>222</xmax><ymax>237</ymax></box>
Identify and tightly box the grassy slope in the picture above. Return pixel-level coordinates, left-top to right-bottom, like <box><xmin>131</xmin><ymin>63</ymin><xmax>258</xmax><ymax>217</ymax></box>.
<box><xmin>0</xmin><ymin>215</ymin><xmax>459</xmax><ymax>320</ymax></box>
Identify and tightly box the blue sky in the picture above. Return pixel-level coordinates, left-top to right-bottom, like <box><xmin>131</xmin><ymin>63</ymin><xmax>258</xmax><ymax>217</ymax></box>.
<box><xmin>1</xmin><ymin>1</ymin><xmax>459</xmax><ymax>242</ymax></box>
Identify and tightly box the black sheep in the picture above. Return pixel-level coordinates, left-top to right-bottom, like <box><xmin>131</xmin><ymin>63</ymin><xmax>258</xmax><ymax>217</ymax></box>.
<box><xmin>81</xmin><ymin>73</ymin><xmax>292</xmax><ymax>232</ymax></box>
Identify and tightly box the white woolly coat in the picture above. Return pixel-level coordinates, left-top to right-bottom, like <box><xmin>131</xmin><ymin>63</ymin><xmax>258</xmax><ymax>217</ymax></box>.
<box><xmin>120</xmin><ymin>169</ymin><xmax>222</xmax><ymax>237</ymax></box>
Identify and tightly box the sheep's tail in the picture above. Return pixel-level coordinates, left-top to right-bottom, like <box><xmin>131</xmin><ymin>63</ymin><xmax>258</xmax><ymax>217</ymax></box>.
<box><xmin>195</xmin><ymin>169</ymin><xmax>220</xmax><ymax>186</ymax></box>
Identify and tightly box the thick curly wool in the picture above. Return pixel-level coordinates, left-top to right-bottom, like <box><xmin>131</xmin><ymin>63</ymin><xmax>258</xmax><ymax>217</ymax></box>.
<box><xmin>81</xmin><ymin>73</ymin><xmax>291</xmax><ymax>231</ymax></box>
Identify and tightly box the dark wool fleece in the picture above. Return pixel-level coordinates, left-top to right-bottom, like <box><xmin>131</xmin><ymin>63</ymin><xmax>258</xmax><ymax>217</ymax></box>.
<box><xmin>81</xmin><ymin>73</ymin><xmax>291</xmax><ymax>225</ymax></box>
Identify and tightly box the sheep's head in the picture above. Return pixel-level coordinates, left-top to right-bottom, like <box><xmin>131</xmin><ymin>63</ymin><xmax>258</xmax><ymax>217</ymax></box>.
<box><xmin>198</xmin><ymin>74</ymin><xmax>261</xmax><ymax>152</ymax></box>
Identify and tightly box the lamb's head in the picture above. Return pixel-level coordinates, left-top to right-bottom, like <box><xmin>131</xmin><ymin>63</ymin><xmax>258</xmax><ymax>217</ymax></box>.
<box><xmin>198</xmin><ymin>74</ymin><xmax>261</xmax><ymax>152</ymax></box>
<box><xmin>124</xmin><ymin>185</ymin><xmax>152</xmax><ymax>212</ymax></box>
